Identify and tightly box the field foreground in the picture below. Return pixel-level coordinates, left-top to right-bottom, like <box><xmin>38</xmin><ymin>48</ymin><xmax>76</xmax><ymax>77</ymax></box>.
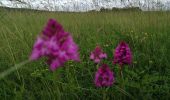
<box><xmin>0</xmin><ymin>8</ymin><xmax>170</xmax><ymax>99</ymax></box>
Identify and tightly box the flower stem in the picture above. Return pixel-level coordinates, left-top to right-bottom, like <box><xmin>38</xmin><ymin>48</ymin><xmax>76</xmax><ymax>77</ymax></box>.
<box><xmin>96</xmin><ymin>63</ymin><xmax>99</xmax><ymax>70</ymax></box>
<box><xmin>119</xmin><ymin>65</ymin><xmax>123</xmax><ymax>78</ymax></box>
<box><xmin>0</xmin><ymin>60</ymin><xmax>30</xmax><ymax>80</ymax></box>
<box><xmin>119</xmin><ymin>65</ymin><xmax>125</xmax><ymax>99</ymax></box>
<box><xmin>102</xmin><ymin>88</ymin><xmax>108</xmax><ymax>100</ymax></box>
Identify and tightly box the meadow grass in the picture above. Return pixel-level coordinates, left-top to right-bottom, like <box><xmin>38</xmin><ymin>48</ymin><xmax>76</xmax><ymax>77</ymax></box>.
<box><xmin>0</xmin><ymin>8</ymin><xmax>170</xmax><ymax>99</ymax></box>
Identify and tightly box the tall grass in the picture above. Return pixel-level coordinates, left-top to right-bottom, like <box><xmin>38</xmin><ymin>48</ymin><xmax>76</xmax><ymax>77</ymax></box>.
<box><xmin>0</xmin><ymin>8</ymin><xmax>170</xmax><ymax>99</ymax></box>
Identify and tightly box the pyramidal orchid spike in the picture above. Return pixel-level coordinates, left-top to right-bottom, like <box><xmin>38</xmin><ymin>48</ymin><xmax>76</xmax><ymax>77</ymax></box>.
<box><xmin>30</xmin><ymin>19</ymin><xmax>80</xmax><ymax>71</ymax></box>
<box><xmin>90</xmin><ymin>46</ymin><xmax>107</xmax><ymax>64</ymax></box>
<box><xmin>113</xmin><ymin>41</ymin><xmax>132</xmax><ymax>66</ymax></box>
<box><xmin>95</xmin><ymin>64</ymin><xmax>115</xmax><ymax>87</ymax></box>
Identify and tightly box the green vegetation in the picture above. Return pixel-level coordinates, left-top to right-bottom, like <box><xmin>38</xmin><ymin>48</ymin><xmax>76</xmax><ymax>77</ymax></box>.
<box><xmin>0</xmin><ymin>8</ymin><xmax>170</xmax><ymax>99</ymax></box>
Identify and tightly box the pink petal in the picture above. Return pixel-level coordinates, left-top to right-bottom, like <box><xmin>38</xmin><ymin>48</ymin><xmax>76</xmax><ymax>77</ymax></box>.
<box><xmin>94</xmin><ymin>58</ymin><xmax>100</xmax><ymax>63</ymax></box>
<box><xmin>50</xmin><ymin>59</ymin><xmax>62</xmax><ymax>71</ymax></box>
<box><xmin>99</xmin><ymin>53</ymin><xmax>107</xmax><ymax>58</ymax></box>
<box><xmin>30</xmin><ymin>49</ymin><xmax>41</xmax><ymax>60</ymax></box>
<box><xmin>90</xmin><ymin>53</ymin><xmax>95</xmax><ymax>59</ymax></box>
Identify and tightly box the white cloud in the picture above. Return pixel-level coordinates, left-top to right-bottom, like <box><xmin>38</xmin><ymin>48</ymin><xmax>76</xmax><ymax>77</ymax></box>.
<box><xmin>0</xmin><ymin>0</ymin><xmax>170</xmax><ymax>11</ymax></box>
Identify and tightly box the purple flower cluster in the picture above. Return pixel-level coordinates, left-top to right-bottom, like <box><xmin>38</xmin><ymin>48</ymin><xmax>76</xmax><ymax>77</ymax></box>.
<box><xmin>95</xmin><ymin>64</ymin><xmax>115</xmax><ymax>87</ymax></box>
<box><xmin>91</xmin><ymin>42</ymin><xmax>132</xmax><ymax>87</ymax></box>
<box><xmin>90</xmin><ymin>46</ymin><xmax>107</xmax><ymax>63</ymax></box>
<box><xmin>30</xmin><ymin>19</ymin><xmax>80</xmax><ymax>71</ymax></box>
<box><xmin>90</xmin><ymin>46</ymin><xmax>114</xmax><ymax>87</ymax></box>
<box><xmin>29</xmin><ymin>18</ymin><xmax>133</xmax><ymax>88</ymax></box>
<box><xmin>113</xmin><ymin>41</ymin><xmax>132</xmax><ymax>66</ymax></box>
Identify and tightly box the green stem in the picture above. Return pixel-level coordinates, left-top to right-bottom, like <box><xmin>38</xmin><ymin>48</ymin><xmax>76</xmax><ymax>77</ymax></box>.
<box><xmin>121</xmin><ymin>70</ymin><xmax>125</xmax><ymax>90</ymax></box>
<box><xmin>96</xmin><ymin>63</ymin><xmax>99</xmax><ymax>70</ymax></box>
<box><xmin>102</xmin><ymin>89</ymin><xmax>108</xmax><ymax>100</ymax></box>
<box><xmin>119</xmin><ymin>65</ymin><xmax>123</xmax><ymax>78</ymax></box>
<box><xmin>119</xmin><ymin>65</ymin><xmax>125</xmax><ymax>99</ymax></box>
<box><xmin>0</xmin><ymin>60</ymin><xmax>30</xmax><ymax>80</ymax></box>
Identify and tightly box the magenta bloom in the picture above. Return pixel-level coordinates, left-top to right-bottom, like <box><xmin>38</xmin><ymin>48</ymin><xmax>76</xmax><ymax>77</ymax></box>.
<box><xmin>90</xmin><ymin>46</ymin><xmax>107</xmax><ymax>63</ymax></box>
<box><xmin>43</xmin><ymin>19</ymin><xmax>64</xmax><ymax>37</ymax></box>
<box><xmin>30</xmin><ymin>19</ymin><xmax>80</xmax><ymax>71</ymax></box>
<box><xmin>95</xmin><ymin>64</ymin><xmax>115</xmax><ymax>87</ymax></box>
<box><xmin>113</xmin><ymin>41</ymin><xmax>132</xmax><ymax>66</ymax></box>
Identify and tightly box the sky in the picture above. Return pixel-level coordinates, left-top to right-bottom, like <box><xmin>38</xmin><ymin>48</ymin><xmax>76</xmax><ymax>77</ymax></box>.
<box><xmin>0</xmin><ymin>0</ymin><xmax>170</xmax><ymax>11</ymax></box>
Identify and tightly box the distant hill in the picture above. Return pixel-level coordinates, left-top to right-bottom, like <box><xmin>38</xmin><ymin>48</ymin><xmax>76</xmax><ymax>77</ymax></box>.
<box><xmin>0</xmin><ymin>6</ymin><xmax>142</xmax><ymax>13</ymax></box>
<box><xmin>99</xmin><ymin>7</ymin><xmax>142</xmax><ymax>12</ymax></box>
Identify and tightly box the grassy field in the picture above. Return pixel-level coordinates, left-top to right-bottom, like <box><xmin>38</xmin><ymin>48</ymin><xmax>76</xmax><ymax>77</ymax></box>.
<box><xmin>0</xmin><ymin>8</ymin><xmax>170</xmax><ymax>99</ymax></box>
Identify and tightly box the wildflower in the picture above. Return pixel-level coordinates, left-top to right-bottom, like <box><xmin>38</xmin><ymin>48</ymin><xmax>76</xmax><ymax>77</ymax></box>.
<box><xmin>30</xmin><ymin>19</ymin><xmax>80</xmax><ymax>71</ymax></box>
<box><xmin>95</xmin><ymin>64</ymin><xmax>115</xmax><ymax>87</ymax></box>
<box><xmin>113</xmin><ymin>41</ymin><xmax>132</xmax><ymax>66</ymax></box>
<box><xmin>43</xmin><ymin>19</ymin><xmax>64</xmax><ymax>37</ymax></box>
<box><xmin>90</xmin><ymin>46</ymin><xmax>107</xmax><ymax>63</ymax></box>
